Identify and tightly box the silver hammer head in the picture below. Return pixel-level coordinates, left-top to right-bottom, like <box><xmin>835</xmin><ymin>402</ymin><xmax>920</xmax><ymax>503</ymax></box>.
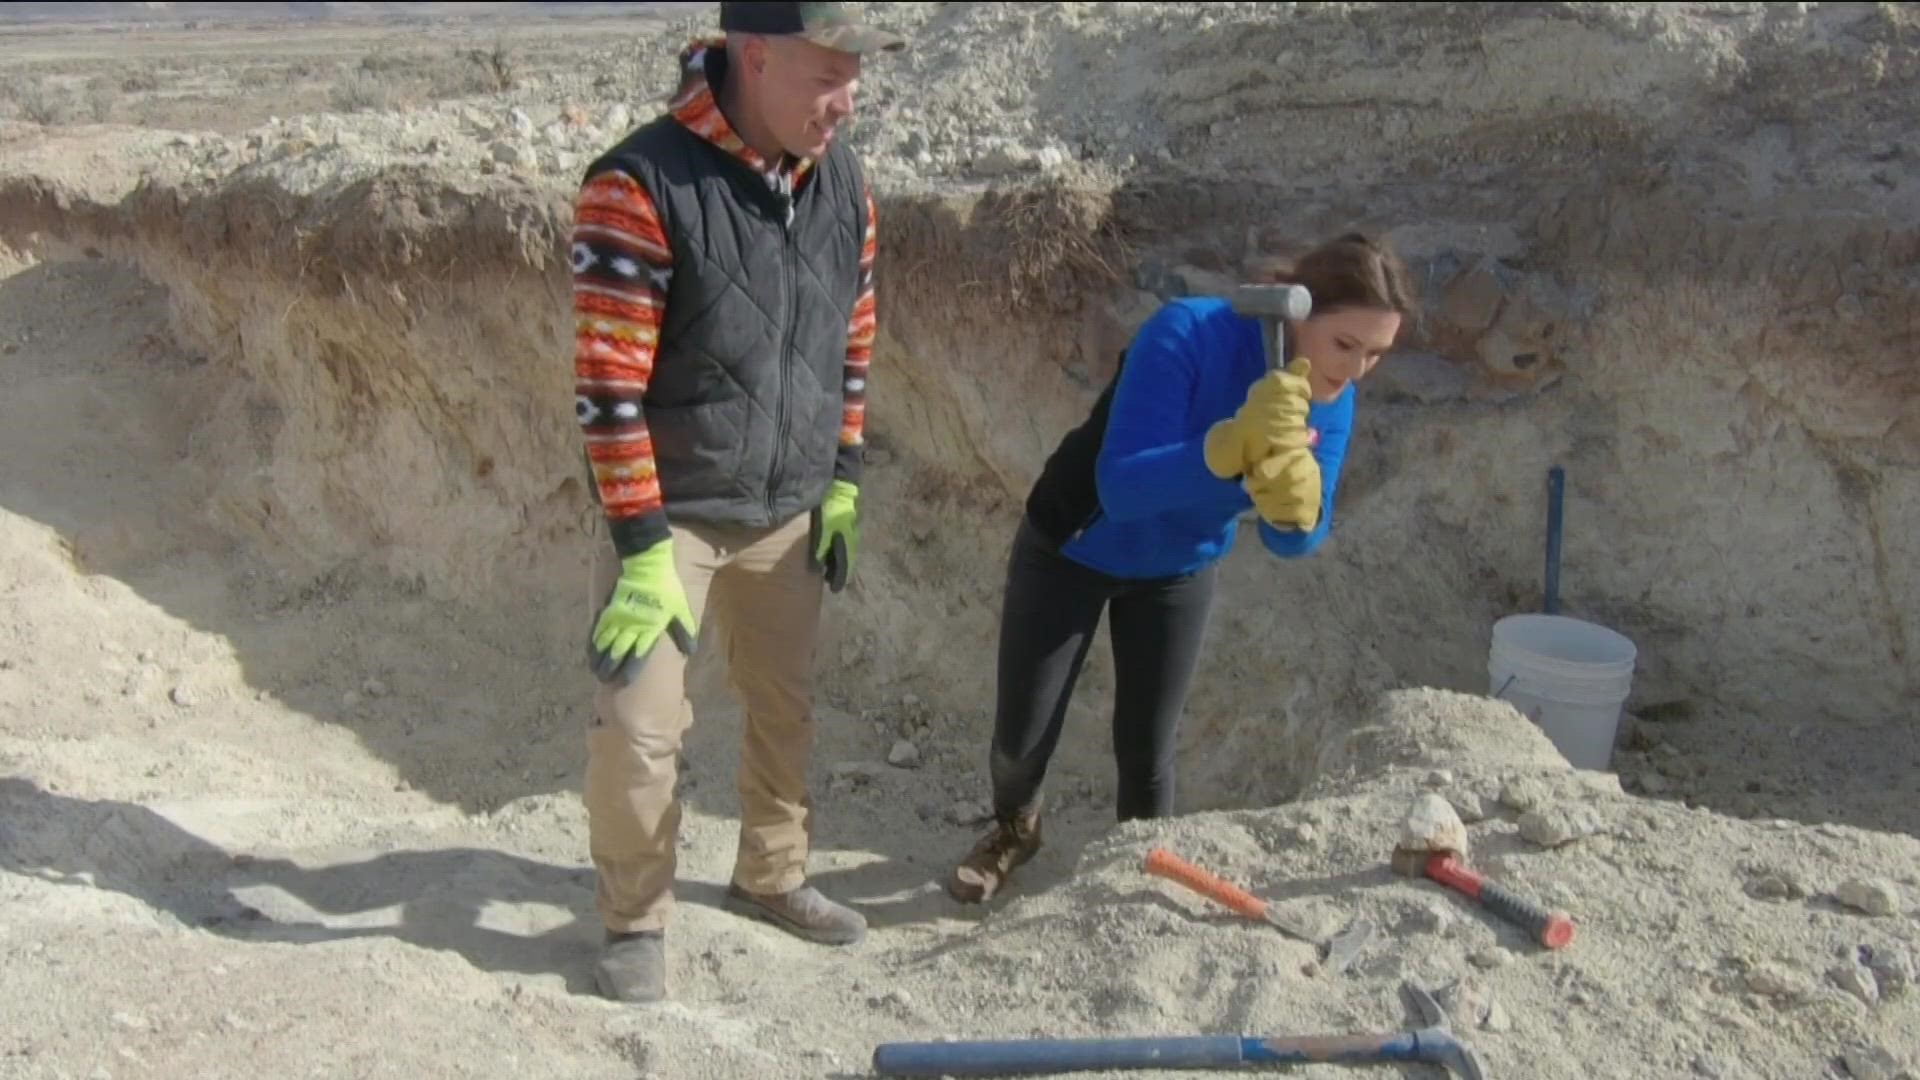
<box><xmin>1230</xmin><ymin>282</ymin><xmax>1313</xmax><ymax>322</ymax></box>
<box><xmin>1403</xmin><ymin>981</ymin><xmax>1489</xmax><ymax>1080</ymax></box>
<box><xmin>1230</xmin><ymin>283</ymin><xmax>1312</xmax><ymax>371</ymax></box>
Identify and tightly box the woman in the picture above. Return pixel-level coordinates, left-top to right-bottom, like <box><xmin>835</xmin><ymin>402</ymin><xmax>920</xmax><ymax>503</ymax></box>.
<box><xmin>946</xmin><ymin>232</ymin><xmax>1417</xmax><ymax>903</ymax></box>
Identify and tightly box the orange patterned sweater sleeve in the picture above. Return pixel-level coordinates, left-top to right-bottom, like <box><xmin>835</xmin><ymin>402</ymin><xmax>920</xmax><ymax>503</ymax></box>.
<box><xmin>835</xmin><ymin>180</ymin><xmax>877</xmax><ymax>486</ymax></box>
<box><xmin>571</xmin><ymin>168</ymin><xmax>674</xmax><ymax>557</ymax></box>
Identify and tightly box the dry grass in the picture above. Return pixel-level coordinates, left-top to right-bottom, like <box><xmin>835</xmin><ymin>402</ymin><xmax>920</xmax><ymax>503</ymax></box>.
<box><xmin>330</xmin><ymin>71</ymin><xmax>404</xmax><ymax>114</ymax></box>
<box><xmin>16</xmin><ymin>82</ymin><xmax>81</xmax><ymax>126</ymax></box>
<box><xmin>993</xmin><ymin>184</ymin><xmax>1133</xmax><ymax>313</ymax></box>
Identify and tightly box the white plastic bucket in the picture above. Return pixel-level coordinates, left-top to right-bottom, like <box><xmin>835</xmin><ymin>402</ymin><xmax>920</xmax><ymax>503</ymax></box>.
<box><xmin>1487</xmin><ymin>614</ymin><xmax>1638</xmax><ymax>771</ymax></box>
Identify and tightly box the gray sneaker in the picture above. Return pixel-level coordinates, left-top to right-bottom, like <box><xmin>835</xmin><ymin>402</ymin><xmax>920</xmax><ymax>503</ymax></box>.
<box><xmin>722</xmin><ymin>882</ymin><xmax>867</xmax><ymax>945</ymax></box>
<box><xmin>593</xmin><ymin>929</ymin><xmax>666</xmax><ymax>1003</ymax></box>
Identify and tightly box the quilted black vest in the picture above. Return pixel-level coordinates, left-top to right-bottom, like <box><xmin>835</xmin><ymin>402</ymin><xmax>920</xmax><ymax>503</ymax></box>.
<box><xmin>584</xmin><ymin>113</ymin><xmax>866</xmax><ymax>530</ymax></box>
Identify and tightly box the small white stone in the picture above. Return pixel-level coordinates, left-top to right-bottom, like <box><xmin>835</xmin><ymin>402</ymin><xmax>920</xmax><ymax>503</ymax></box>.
<box><xmin>1499</xmin><ymin>776</ymin><xmax>1548</xmax><ymax>811</ymax></box>
<box><xmin>887</xmin><ymin>740</ymin><xmax>920</xmax><ymax>768</ymax></box>
<box><xmin>1400</xmin><ymin>793</ymin><xmax>1469</xmax><ymax>858</ymax></box>
<box><xmin>1836</xmin><ymin>878</ymin><xmax>1900</xmax><ymax>917</ymax></box>
<box><xmin>1470</xmin><ymin>947</ymin><xmax>1514</xmax><ymax>970</ymax></box>
<box><xmin>1841</xmin><ymin>1044</ymin><xmax>1905</xmax><ymax>1080</ymax></box>
<box><xmin>1744</xmin><ymin>963</ymin><xmax>1809</xmax><ymax>998</ymax></box>
<box><xmin>1830</xmin><ymin>962</ymin><xmax>1880</xmax><ymax>1006</ymax></box>
<box><xmin>1448</xmin><ymin>790</ymin><xmax>1490</xmax><ymax>823</ymax></box>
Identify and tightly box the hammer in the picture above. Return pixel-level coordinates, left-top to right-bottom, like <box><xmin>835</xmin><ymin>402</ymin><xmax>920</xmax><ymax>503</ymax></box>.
<box><xmin>1143</xmin><ymin>847</ymin><xmax>1377</xmax><ymax>975</ymax></box>
<box><xmin>1230</xmin><ymin>282</ymin><xmax>1313</xmax><ymax>372</ymax></box>
<box><xmin>1227</xmin><ymin>282</ymin><xmax>1321</xmax><ymax>508</ymax></box>
<box><xmin>1391</xmin><ymin>793</ymin><xmax>1575</xmax><ymax>950</ymax></box>
<box><xmin>869</xmin><ymin>981</ymin><xmax>1487</xmax><ymax>1078</ymax></box>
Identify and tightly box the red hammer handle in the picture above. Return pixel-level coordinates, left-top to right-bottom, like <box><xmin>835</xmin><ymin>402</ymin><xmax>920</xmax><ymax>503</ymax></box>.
<box><xmin>1426</xmin><ymin>853</ymin><xmax>1576</xmax><ymax>950</ymax></box>
<box><xmin>1143</xmin><ymin>848</ymin><xmax>1270</xmax><ymax>923</ymax></box>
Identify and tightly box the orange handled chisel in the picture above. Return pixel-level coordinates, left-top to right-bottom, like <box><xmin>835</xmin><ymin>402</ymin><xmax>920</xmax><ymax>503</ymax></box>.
<box><xmin>1143</xmin><ymin>848</ymin><xmax>1375</xmax><ymax>973</ymax></box>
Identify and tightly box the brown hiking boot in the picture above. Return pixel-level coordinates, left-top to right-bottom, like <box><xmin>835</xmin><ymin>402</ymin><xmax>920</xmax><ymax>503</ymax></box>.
<box><xmin>946</xmin><ymin>806</ymin><xmax>1042</xmax><ymax>903</ymax></box>
<box><xmin>722</xmin><ymin>882</ymin><xmax>868</xmax><ymax>946</ymax></box>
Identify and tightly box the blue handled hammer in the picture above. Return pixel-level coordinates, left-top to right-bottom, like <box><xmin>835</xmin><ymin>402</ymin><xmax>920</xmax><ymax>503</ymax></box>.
<box><xmin>871</xmin><ymin>981</ymin><xmax>1486</xmax><ymax>1078</ymax></box>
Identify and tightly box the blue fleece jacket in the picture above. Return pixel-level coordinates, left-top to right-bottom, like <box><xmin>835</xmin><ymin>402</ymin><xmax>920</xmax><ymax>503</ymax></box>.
<box><xmin>1058</xmin><ymin>296</ymin><xmax>1354</xmax><ymax>581</ymax></box>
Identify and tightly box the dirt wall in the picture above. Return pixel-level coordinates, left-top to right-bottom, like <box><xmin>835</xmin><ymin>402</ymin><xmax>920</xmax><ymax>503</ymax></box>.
<box><xmin>2</xmin><ymin>0</ymin><xmax>1916</xmax><ymax>813</ymax></box>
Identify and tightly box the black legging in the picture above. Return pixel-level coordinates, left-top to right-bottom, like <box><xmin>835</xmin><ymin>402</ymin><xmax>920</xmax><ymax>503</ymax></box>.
<box><xmin>987</xmin><ymin>515</ymin><xmax>1218</xmax><ymax>822</ymax></box>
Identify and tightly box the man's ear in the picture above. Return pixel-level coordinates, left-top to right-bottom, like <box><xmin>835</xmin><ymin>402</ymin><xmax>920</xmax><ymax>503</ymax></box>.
<box><xmin>734</xmin><ymin>33</ymin><xmax>770</xmax><ymax>78</ymax></box>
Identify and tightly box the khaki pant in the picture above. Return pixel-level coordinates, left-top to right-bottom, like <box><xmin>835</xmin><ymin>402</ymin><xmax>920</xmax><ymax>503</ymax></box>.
<box><xmin>583</xmin><ymin>511</ymin><xmax>824</xmax><ymax>934</ymax></box>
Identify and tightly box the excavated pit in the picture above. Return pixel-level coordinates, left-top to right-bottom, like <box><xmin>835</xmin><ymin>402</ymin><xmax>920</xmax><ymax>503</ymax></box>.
<box><xmin>3</xmin><ymin>149</ymin><xmax>1917</xmax><ymax>829</ymax></box>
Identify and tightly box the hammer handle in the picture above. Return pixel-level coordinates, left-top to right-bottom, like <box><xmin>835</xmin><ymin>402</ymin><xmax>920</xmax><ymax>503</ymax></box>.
<box><xmin>1426</xmin><ymin>853</ymin><xmax>1576</xmax><ymax>949</ymax></box>
<box><xmin>1144</xmin><ymin>848</ymin><xmax>1268</xmax><ymax>923</ymax></box>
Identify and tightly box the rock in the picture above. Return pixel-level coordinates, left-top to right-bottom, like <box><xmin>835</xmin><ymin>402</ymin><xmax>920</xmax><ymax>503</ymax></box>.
<box><xmin>168</xmin><ymin>686</ymin><xmax>196</xmax><ymax>708</ymax></box>
<box><xmin>1576</xmin><ymin>773</ymin><xmax>1623</xmax><ymax>797</ymax></box>
<box><xmin>1288</xmin><ymin>822</ymin><xmax>1317</xmax><ymax>846</ymax></box>
<box><xmin>1863</xmin><ymin>946</ymin><xmax>1912</xmax><ymax>999</ymax></box>
<box><xmin>109</xmin><ymin>1011</ymin><xmax>147</xmax><ymax>1030</ymax></box>
<box><xmin>1036</xmin><ymin>145</ymin><xmax>1069</xmax><ymax>171</ymax></box>
<box><xmin>1519</xmin><ymin>805</ymin><xmax>1602</xmax><ymax>848</ymax></box>
<box><xmin>1436</xmin><ymin>976</ymin><xmax>1493</xmax><ymax>1030</ymax></box>
<box><xmin>887</xmin><ymin>740</ymin><xmax>921</xmax><ymax>768</ymax></box>
<box><xmin>507</xmin><ymin>107</ymin><xmax>534</xmax><ymax>137</ymax></box>
<box><xmin>604</xmin><ymin>104</ymin><xmax>633</xmax><ymax>133</ymax></box>
<box><xmin>1499</xmin><ymin>776</ymin><xmax>1549</xmax><ymax>812</ymax></box>
<box><xmin>1425</xmin><ymin>769</ymin><xmax>1454</xmax><ymax>787</ymax></box>
<box><xmin>1470</xmin><ymin>947</ymin><xmax>1514</xmax><ymax>970</ymax></box>
<box><xmin>945</xmin><ymin>801</ymin><xmax>989</xmax><ymax>827</ymax></box>
<box><xmin>539</xmin><ymin>122</ymin><xmax>568</xmax><ymax>147</ymax></box>
<box><xmin>829</xmin><ymin>761</ymin><xmax>887</xmax><ymax>789</ymax></box>
<box><xmin>1448</xmin><ymin>790</ymin><xmax>1490</xmax><ymax>823</ymax></box>
<box><xmin>975</xmin><ymin>142</ymin><xmax>1035</xmax><ymax>176</ymax></box>
<box><xmin>1482</xmin><ymin>997</ymin><xmax>1513</xmax><ymax>1032</ymax></box>
<box><xmin>1830</xmin><ymin>961</ymin><xmax>1880</xmax><ymax>1006</ymax></box>
<box><xmin>1405</xmin><ymin>902</ymin><xmax>1454</xmax><ymax>936</ymax></box>
<box><xmin>1399</xmin><ymin>793</ymin><xmax>1469</xmax><ymax>858</ymax></box>
<box><xmin>1842</xmin><ymin>1044</ymin><xmax>1906</xmax><ymax>1080</ymax></box>
<box><xmin>1748</xmin><ymin>872</ymin><xmax>1808</xmax><ymax>901</ymax></box>
<box><xmin>1743</xmin><ymin>963</ymin><xmax>1810</xmax><ymax>998</ymax></box>
<box><xmin>1835</xmin><ymin>878</ymin><xmax>1900</xmax><ymax>917</ymax></box>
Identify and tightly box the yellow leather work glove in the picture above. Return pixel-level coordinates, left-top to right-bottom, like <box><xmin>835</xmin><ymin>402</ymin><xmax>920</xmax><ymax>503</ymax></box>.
<box><xmin>1203</xmin><ymin>356</ymin><xmax>1315</xmax><ymax>480</ymax></box>
<box><xmin>1244</xmin><ymin>445</ymin><xmax>1323</xmax><ymax>532</ymax></box>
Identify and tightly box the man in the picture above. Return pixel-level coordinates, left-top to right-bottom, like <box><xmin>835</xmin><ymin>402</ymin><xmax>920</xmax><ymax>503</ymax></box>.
<box><xmin>568</xmin><ymin>2</ymin><xmax>905</xmax><ymax>1004</ymax></box>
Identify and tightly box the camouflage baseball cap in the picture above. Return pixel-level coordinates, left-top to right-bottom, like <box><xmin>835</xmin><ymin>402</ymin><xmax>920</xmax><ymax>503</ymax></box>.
<box><xmin>719</xmin><ymin>2</ymin><xmax>907</xmax><ymax>55</ymax></box>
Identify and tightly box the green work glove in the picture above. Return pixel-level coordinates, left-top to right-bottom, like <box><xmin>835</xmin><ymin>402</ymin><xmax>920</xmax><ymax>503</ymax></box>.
<box><xmin>809</xmin><ymin>479</ymin><xmax>859</xmax><ymax>593</ymax></box>
<box><xmin>588</xmin><ymin>539</ymin><xmax>698</xmax><ymax>685</ymax></box>
<box><xmin>1203</xmin><ymin>356</ymin><xmax>1315</xmax><ymax>480</ymax></box>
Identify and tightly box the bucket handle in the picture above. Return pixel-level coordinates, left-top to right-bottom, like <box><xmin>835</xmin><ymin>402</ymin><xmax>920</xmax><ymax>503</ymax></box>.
<box><xmin>1492</xmin><ymin>673</ymin><xmax>1517</xmax><ymax>700</ymax></box>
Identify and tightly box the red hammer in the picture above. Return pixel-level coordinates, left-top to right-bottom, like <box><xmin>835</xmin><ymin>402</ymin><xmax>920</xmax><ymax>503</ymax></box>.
<box><xmin>1393</xmin><ymin>847</ymin><xmax>1576</xmax><ymax>950</ymax></box>
<box><xmin>1391</xmin><ymin>792</ymin><xmax>1573</xmax><ymax>949</ymax></box>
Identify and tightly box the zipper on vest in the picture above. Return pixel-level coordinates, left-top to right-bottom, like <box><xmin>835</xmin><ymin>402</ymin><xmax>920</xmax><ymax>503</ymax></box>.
<box><xmin>768</xmin><ymin>195</ymin><xmax>798</xmax><ymax>520</ymax></box>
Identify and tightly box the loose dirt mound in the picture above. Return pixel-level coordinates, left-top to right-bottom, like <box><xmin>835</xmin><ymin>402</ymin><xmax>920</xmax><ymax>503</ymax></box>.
<box><xmin>3</xmin><ymin>3</ymin><xmax>1920</xmax><ymax>1079</ymax></box>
